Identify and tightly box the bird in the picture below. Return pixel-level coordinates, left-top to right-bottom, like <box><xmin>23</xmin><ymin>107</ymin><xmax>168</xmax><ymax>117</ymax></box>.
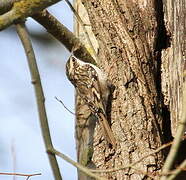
<box><xmin>66</xmin><ymin>55</ymin><xmax>116</xmax><ymax>147</ymax></box>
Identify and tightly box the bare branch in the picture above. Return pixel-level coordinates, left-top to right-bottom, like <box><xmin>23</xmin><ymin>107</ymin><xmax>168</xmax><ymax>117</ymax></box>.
<box><xmin>0</xmin><ymin>172</ymin><xmax>41</xmax><ymax>178</ymax></box>
<box><xmin>15</xmin><ymin>21</ymin><xmax>62</xmax><ymax>180</ymax></box>
<box><xmin>0</xmin><ymin>0</ymin><xmax>61</xmax><ymax>30</ymax></box>
<box><xmin>32</xmin><ymin>10</ymin><xmax>96</xmax><ymax>65</ymax></box>
<box><xmin>130</xmin><ymin>167</ymin><xmax>156</xmax><ymax>179</ymax></box>
<box><xmin>55</xmin><ymin>96</ymin><xmax>75</xmax><ymax>115</ymax></box>
<box><xmin>161</xmin><ymin>71</ymin><xmax>186</xmax><ymax>179</ymax></box>
<box><xmin>0</xmin><ymin>1</ymin><xmax>96</xmax><ymax>65</ymax></box>
<box><xmin>48</xmin><ymin>148</ymin><xmax>107</xmax><ymax>180</ymax></box>
<box><xmin>167</xmin><ymin>159</ymin><xmax>186</xmax><ymax>180</ymax></box>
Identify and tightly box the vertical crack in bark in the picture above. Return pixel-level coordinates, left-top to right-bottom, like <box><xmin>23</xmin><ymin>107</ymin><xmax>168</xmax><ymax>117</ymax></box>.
<box><xmin>154</xmin><ymin>0</ymin><xmax>172</xmax><ymax>145</ymax></box>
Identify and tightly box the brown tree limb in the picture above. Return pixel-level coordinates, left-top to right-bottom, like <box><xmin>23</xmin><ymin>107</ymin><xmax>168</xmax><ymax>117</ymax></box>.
<box><xmin>15</xmin><ymin>21</ymin><xmax>62</xmax><ymax>180</ymax></box>
<box><xmin>0</xmin><ymin>0</ymin><xmax>61</xmax><ymax>30</ymax></box>
<box><xmin>32</xmin><ymin>10</ymin><xmax>96</xmax><ymax>65</ymax></box>
<box><xmin>0</xmin><ymin>1</ymin><xmax>96</xmax><ymax>65</ymax></box>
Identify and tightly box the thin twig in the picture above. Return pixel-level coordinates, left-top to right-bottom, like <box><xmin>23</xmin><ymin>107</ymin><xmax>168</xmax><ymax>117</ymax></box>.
<box><xmin>0</xmin><ymin>172</ymin><xmax>41</xmax><ymax>178</ymax></box>
<box><xmin>91</xmin><ymin>141</ymin><xmax>172</xmax><ymax>173</ymax></box>
<box><xmin>130</xmin><ymin>167</ymin><xmax>156</xmax><ymax>179</ymax></box>
<box><xmin>15</xmin><ymin>22</ymin><xmax>62</xmax><ymax>180</ymax></box>
<box><xmin>32</xmin><ymin>10</ymin><xmax>96</xmax><ymax>65</ymax></box>
<box><xmin>48</xmin><ymin>148</ymin><xmax>107</xmax><ymax>180</ymax></box>
<box><xmin>161</xmin><ymin>71</ymin><xmax>186</xmax><ymax>180</ymax></box>
<box><xmin>167</xmin><ymin>159</ymin><xmax>186</xmax><ymax>180</ymax></box>
<box><xmin>64</xmin><ymin>0</ymin><xmax>98</xmax><ymax>62</ymax></box>
<box><xmin>55</xmin><ymin>96</ymin><xmax>75</xmax><ymax>115</ymax></box>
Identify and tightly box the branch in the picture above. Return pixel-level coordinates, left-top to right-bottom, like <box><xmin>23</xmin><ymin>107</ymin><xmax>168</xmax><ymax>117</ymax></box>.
<box><xmin>32</xmin><ymin>10</ymin><xmax>96</xmax><ymax>65</ymax></box>
<box><xmin>167</xmin><ymin>159</ymin><xmax>186</xmax><ymax>180</ymax></box>
<box><xmin>129</xmin><ymin>167</ymin><xmax>156</xmax><ymax>179</ymax></box>
<box><xmin>0</xmin><ymin>0</ymin><xmax>61</xmax><ymax>30</ymax></box>
<box><xmin>0</xmin><ymin>1</ymin><xmax>96</xmax><ymax>65</ymax></box>
<box><xmin>55</xmin><ymin>96</ymin><xmax>75</xmax><ymax>115</ymax></box>
<box><xmin>15</xmin><ymin>21</ymin><xmax>62</xmax><ymax>180</ymax></box>
<box><xmin>48</xmin><ymin>148</ymin><xmax>107</xmax><ymax>180</ymax></box>
<box><xmin>0</xmin><ymin>172</ymin><xmax>41</xmax><ymax>179</ymax></box>
<box><xmin>161</xmin><ymin>71</ymin><xmax>186</xmax><ymax>179</ymax></box>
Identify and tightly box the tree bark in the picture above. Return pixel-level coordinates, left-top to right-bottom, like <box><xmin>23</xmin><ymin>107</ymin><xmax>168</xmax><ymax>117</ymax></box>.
<box><xmin>74</xmin><ymin>0</ymin><xmax>185</xmax><ymax>179</ymax></box>
<box><xmin>162</xmin><ymin>0</ymin><xmax>185</xmax><ymax>137</ymax></box>
<box><xmin>161</xmin><ymin>0</ymin><xmax>186</xmax><ymax>178</ymax></box>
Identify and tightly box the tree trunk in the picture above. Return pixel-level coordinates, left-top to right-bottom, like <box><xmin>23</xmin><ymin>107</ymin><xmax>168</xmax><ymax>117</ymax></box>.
<box><xmin>162</xmin><ymin>0</ymin><xmax>185</xmax><ymax>136</ymax></box>
<box><xmin>74</xmin><ymin>0</ymin><xmax>185</xmax><ymax>179</ymax></box>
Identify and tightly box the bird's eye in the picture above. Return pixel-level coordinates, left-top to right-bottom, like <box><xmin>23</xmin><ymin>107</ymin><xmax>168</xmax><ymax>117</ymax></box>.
<box><xmin>72</xmin><ymin>58</ymin><xmax>75</xmax><ymax>62</ymax></box>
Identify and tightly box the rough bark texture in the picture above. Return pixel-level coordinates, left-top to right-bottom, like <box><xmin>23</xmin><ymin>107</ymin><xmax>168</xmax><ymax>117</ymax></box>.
<box><xmin>161</xmin><ymin>0</ymin><xmax>186</xmax><ymax>178</ymax></box>
<box><xmin>74</xmin><ymin>0</ymin><xmax>185</xmax><ymax>179</ymax></box>
<box><xmin>161</xmin><ymin>0</ymin><xmax>186</xmax><ymax>136</ymax></box>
